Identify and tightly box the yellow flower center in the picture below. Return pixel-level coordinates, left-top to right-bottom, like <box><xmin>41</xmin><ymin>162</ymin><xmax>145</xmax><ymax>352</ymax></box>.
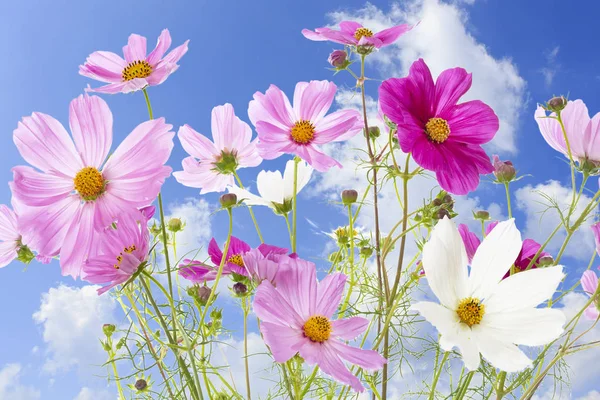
<box><xmin>74</xmin><ymin>167</ymin><xmax>105</xmax><ymax>200</ymax></box>
<box><xmin>113</xmin><ymin>245</ymin><xmax>137</xmax><ymax>269</ymax></box>
<box><xmin>122</xmin><ymin>60</ymin><xmax>153</xmax><ymax>81</ymax></box>
<box><xmin>456</xmin><ymin>297</ymin><xmax>485</xmax><ymax>327</ymax></box>
<box><xmin>425</xmin><ymin>118</ymin><xmax>451</xmax><ymax>143</ymax></box>
<box><xmin>227</xmin><ymin>254</ymin><xmax>244</xmax><ymax>267</ymax></box>
<box><xmin>354</xmin><ymin>27</ymin><xmax>374</xmax><ymax>41</ymax></box>
<box><xmin>291</xmin><ymin>120</ymin><xmax>315</xmax><ymax>144</ymax></box>
<box><xmin>303</xmin><ymin>315</ymin><xmax>332</xmax><ymax>343</ymax></box>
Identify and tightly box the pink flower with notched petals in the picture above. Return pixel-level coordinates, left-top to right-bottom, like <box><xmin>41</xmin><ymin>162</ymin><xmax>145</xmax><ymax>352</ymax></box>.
<box><xmin>82</xmin><ymin>211</ymin><xmax>150</xmax><ymax>295</ymax></box>
<box><xmin>79</xmin><ymin>29</ymin><xmax>189</xmax><ymax>94</ymax></box>
<box><xmin>253</xmin><ymin>256</ymin><xmax>386</xmax><ymax>392</ymax></box>
<box><xmin>179</xmin><ymin>236</ymin><xmax>287</xmax><ymax>283</ymax></box>
<box><xmin>581</xmin><ymin>270</ymin><xmax>600</xmax><ymax>320</ymax></box>
<box><xmin>173</xmin><ymin>104</ymin><xmax>262</xmax><ymax>194</ymax></box>
<box><xmin>249</xmin><ymin>80</ymin><xmax>362</xmax><ymax>172</ymax></box>
<box><xmin>0</xmin><ymin>205</ymin><xmax>21</xmax><ymax>268</ymax></box>
<box><xmin>302</xmin><ymin>21</ymin><xmax>413</xmax><ymax>49</ymax></box>
<box><xmin>379</xmin><ymin>58</ymin><xmax>499</xmax><ymax>195</ymax></box>
<box><xmin>10</xmin><ymin>94</ymin><xmax>173</xmax><ymax>278</ymax></box>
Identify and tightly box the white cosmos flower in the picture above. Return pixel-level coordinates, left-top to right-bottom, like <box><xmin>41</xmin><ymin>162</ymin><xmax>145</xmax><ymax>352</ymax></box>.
<box><xmin>227</xmin><ymin>160</ymin><xmax>312</xmax><ymax>214</ymax></box>
<box><xmin>412</xmin><ymin>217</ymin><xmax>566</xmax><ymax>372</ymax></box>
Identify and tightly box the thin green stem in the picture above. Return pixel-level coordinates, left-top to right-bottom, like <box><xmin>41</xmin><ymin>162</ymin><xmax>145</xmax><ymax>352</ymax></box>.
<box><xmin>284</xmin><ymin>213</ymin><xmax>293</xmax><ymax>249</ymax></box>
<box><xmin>504</xmin><ymin>182</ymin><xmax>512</xmax><ymax>219</ymax></box>
<box><xmin>429</xmin><ymin>352</ymin><xmax>449</xmax><ymax>400</ymax></box>
<box><xmin>142</xmin><ymin>88</ymin><xmax>154</xmax><ymax>119</ymax></box>
<box><xmin>299</xmin><ymin>366</ymin><xmax>319</xmax><ymax>398</ymax></box>
<box><xmin>243</xmin><ymin>297</ymin><xmax>252</xmax><ymax>400</ymax></box>
<box><xmin>233</xmin><ymin>171</ymin><xmax>264</xmax><ymax>243</ymax></box>
<box><xmin>292</xmin><ymin>157</ymin><xmax>300</xmax><ymax>253</ymax></box>
<box><xmin>495</xmin><ymin>371</ymin><xmax>507</xmax><ymax>400</ymax></box>
<box><xmin>107</xmin><ymin>339</ymin><xmax>125</xmax><ymax>400</ymax></box>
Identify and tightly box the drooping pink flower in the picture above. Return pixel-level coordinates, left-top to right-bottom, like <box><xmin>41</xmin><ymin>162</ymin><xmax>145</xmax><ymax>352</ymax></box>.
<box><xmin>11</xmin><ymin>94</ymin><xmax>173</xmax><ymax>277</ymax></box>
<box><xmin>173</xmin><ymin>104</ymin><xmax>262</xmax><ymax>194</ymax></box>
<box><xmin>82</xmin><ymin>211</ymin><xmax>150</xmax><ymax>295</ymax></box>
<box><xmin>243</xmin><ymin>247</ymin><xmax>292</xmax><ymax>284</ymax></box>
<box><xmin>253</xmin><ymin>256</ymin><xmax>386</xmax><ymax>392</ymax></box>
<box><xmin>79</xmin><ymin>29</ymin><xmax>189</xmax><ymax>94</ymax></box>
<box><xmin>0</xmin><ymin>205</ymin><xmax>20</xmax><ymax>268</ymax></box>
<box><xmin>248</xmin><ymin>80</ymin><xmax>362</xmax><ymax>172</ymax></box>
<box><xmin>590</xmin><ymin>222</ymin><xmax>600</xmax><ymax>256</ymax></box>
<box><xmin>581</xmin><ymin>270</ymin><xmax>600</xmax><ymax>320</ymax></box>
<box><xmin>535</xmin><ymin>100</ymin><xmax>600</xmax><ymax>164</ymax></box>
<box><xmin>179</xmin><ymin>236</ymin><xmax>287</xmax><ymax>282</ymax></box>
<box><xmin>379</xmin><ymin>59</ymin><xmax>499</xmax><ymax>195</ymax></box>
<box><xmin>302</xmin><ymin>21</ymin><xmax>412</xmax><ymax>49</ymax></box>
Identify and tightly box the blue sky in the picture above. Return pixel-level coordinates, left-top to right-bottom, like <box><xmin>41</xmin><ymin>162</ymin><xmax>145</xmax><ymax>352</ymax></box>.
<box><xmin>1</xmin><ymin>0</ymin><xmax>600</xmax><ymax>398</ymax></box>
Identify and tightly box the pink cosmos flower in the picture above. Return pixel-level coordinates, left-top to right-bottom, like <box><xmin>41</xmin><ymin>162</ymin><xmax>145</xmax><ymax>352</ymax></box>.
<box><xmin>592</xmin><ymin>222</ymin><xmax>600</xmax><ymax>256</ymax></box>
<box><xmin>79</xmin><ymin>29</ymin><xmax>189</xmax><ymax>94</ymax></box>
<box><xmin>248</xmin><ymin>80</ymin><xmax>362</xmax><ymax>172</ymax></box>
<box><xmin>0</xmin><ymin>205</ymin><xmax>21</xmax><ymax>268</ymax></box>
<box><xmin>302</xmin><ymin>21</ymin><xmax>412</xmax><ymax>49</ymax></box>
<box><xmin>458</xmin><ymin>222</ymin><xmax>549</xmax><ymax>276</ymax></box>
<box><xmin>535</xmin><ymin>100</ymin><xmax>600</xmax><ymax>164</ymax></box>
<box><xmin>82</xmin><ymin>211</ymin><xmax>150</xmax><ymax>295</ymax></box>
<box><xmin>179</xmin><ymin>236</ymin><xmax>287</xmax><ymax>282</ymax></box>
<box><xmin>253</xmin><ymin>256</ymin><xmax>386</xmax><ymax>392</ymax></box>
<box><xmin>379</xmin><ymin>59</ymin><xmax>499</xmax><ymax>195</ymax></box>
<box><xmin>173</xmin><ymin>104</ymin><xmax>262</xmax><ymax>194</ymax></box>
<box><xmin>11</xmin><ymin>94</ymin><xmax>173</xmax><ymax>277</ymax></box>
<box><xmin>581</xmin><ymin>270</ymin><xmax>600</xmax><ymax>320</ymax></box>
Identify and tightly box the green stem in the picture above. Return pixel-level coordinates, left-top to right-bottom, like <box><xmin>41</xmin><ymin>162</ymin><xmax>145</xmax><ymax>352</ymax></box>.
<box><xmin>233</xmin><ymin>171</ymin><xmax>264</xmax><ymax>243</ymax></box>
<box><xmin>107</xmin><ymin>340</ymin><xmax>125</xmax><ymax>400</ymax></box>
<box><xmin>556</xmin><ymin>113</ymin><xmax>577</xmax><ymax>208</ymax></box>
<box><xmin>300</xmin><ymin>366</ymin><xmax>319</xmax><ymax>398</ymax></box>
<box><xmin>495</xmin><ymin>371</ymin><xmax>507</xmax><ymax>400</ymax></box>
<box><xmin>243</xmin><ymin>297</ymin><xmax>252</xmax><ymax>400</ymax></box>
<box><xmin>292</xmin><ymin>157</ymin><xmax>300</xmax><ymax>253</ymax></box>
<box><xmin>429</xmin><ymin>352</ymin><xmax>449</xmax><ymax>400</ymax></box>
<box><xmin>284</xmin><ymin>213</ymin><xmax>293</xmax><ymax>249</ymax></box>
<box><xmin>455</xmin><ymin>371</ymin><xmax>474</xmax><ymax>400</ymax></box>
<box><xmin>142</xmin><ymin>88</ymin><xmax>154</xmax><ymax>119</ymax></box>
<box><xmin>504</xmin><ymin>182</ymin><xmax>512</xmax><ymax>219</ymax></box>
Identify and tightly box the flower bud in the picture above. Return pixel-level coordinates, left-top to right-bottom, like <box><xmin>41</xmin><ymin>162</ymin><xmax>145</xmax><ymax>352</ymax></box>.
<box><xmin>16</xmin><ymin>245</ymin><xmax>35</xmax><ymax>264</ymax></box>
<box><xmin>493</xmin><ymin>155</ymin><xmax>516</xmax><ymax>183</ymax></box>
<box><xmin>546</xmin><ymin>96</ymin><xmax>567</xmax><ymax>113</ymax></box>
<box><xmin>220</xmin><ymin>193</ymin><xmax>237</xmax><ymax>208</ymax></box>
<box><xmin>473</xmin><ymin>210</ymin><xmax>490</xmax><ymax>221</ymax></box>
<box><xmin>538</xmin><ymin>255</ymin><xmax>554</xmax><ymax>266</ymax></box>
<box><xmin>443</xmin><ymin>194</ymin><xmax>453</xmax><ymax>204</ymax></box>
<box><xmin>360</xmin><ymin>246</ymin><xmax>373</xmax><ymax>258</ymax></box>
<box><xmin>197</xmin><ymin>285</ymin><xmax>212</xmax><ymax>304</ymax></box>
<box><xmin>233</xmin><ymin>282</ymin><xmax>247</xmax><ymax>296</ymax></box>
<box><xmin>328</xmin><ymin>50</ymin><xmax>348</xmax><ymax>69</ymax></box>
<box><xmin>116</xmin><ymin>337</ymin><xmax>126</xmax><ymax>350</ymax></box>
<box><xmin>432</xmin><ymin>198</ymin><xmax>442</xmax><ymax>207</ymax></box>
<box><xmin>101</xmin><ymin>340</ymin><xmax>111</xmax><ymax>352</ymax></box>
<box><xmin>391</xmin><ymin>136</ymin><xmax>400</xmax><ymax>149</ymax></box>
<box><xmin>341</xmin><ymin>189</ymin><xmax>358</xmax><ymax>205</ymax></box>
<box><xmin>102</xmin><ymin>323</ymin><xmax>116</xmax><ymax>337</ymax></box>
<box><xmin>134</xmin><ymin>379</ymin><xmax>147</xmax><ymax>391</ymax></box>
<box><xmin>149</xmin><ymin>221</ymin><xmax>162</xmax><ymax>236</ymax></box>
<box><xmin>436</xmin><ymin>208</ymin><xmax>450</xmax><ymax>220</ymax></box>
<box><xmin>368</xmin><ymin>126</ymin><xmax>380</xmax><ymax>139</ymax></box>
<box><xmin>167</xmin><ymin>217</ymin><xmax>183</xmax><ymax>232</ymax></box>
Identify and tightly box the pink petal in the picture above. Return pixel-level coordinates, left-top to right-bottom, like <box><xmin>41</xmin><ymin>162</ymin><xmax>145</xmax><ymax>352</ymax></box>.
<box><xmin>315</xmin><ymin>272</ymin><xmax>347</xmax><ymax>318</ymax></box>
<box><xmin>161</xmin><ymin>40</ymin><xmax>189</xmax><ymax>65</ymax></box>
<box><xmin>14</xmin><ymin>112</ymin><xmax>83</xmax><ymax>176</ymax></box>
<box><xmin>122</xmin><ymin>33</ymin><xmax>147</xmax><ymax>63</ymax></box>
<box><xmin>59</xmin><ymin>203</ymin><xmax>96</xmax><ymax>278</ymax></box>
<box><xmin>585</xmin><ymin>306</ymin><xmax>600</xmax><ymax>320</ymax></box>
<box><xmin>79</xmin><ymin>51</ymin><xmax>126</xmax><ymax>83</ymax></box>
<box><xmin>0</xmin><ymin>240</ymin><xmax>17</xmax><ymax>268</ymax></box>
<box><xmin>146</xmin><ymin>29</ymin><xmax>172</xmax><ymax>66</ymax></box>
<box><xmin>330</xmin><ymin>340</ymin><xmax>387</xmax><ymax>370</ymax></box>
<box><xmin>236</xmin><ymin>138</ymin><xmax>263</xmax><ymax>168</ymax></box>
<box><xmin>581</xmin><ymin>270</ymin><xmax>599</xmax><ymax>296</ymax></box>
<box><xmin>313</xmin><ymin>109</ymin><xmax>361</xmax><ymax>144</ymax></box>
<box><xmin>86</xmin><ymin>78</ymin><xmax>149</xmax><ymax>94</ymax></box>
<box><xmin>93</xmin><ymin>191</ymin><xmax>141</xmax><ymax>230</ymax></box>
<box><xmin>293</xmin><ymin>81</ymin><xmax>336</xmax><ymax>124</ymax></box>
<box><xmin>561</xmin><ymin>100</ymin><xmax>590</xmax><ymax>159</ymax></box>
<box><xmin>592</xmin><ymin>222</ymin><xmax>600</xmax><ymax>255</ymax></box>
<box><xmin>11</xmin><ymin>166</ymin><xmax>73</xmax><ymax>207</ymax></box>
<box><xmin>146</xmin><ymin>63</ymin><xmax>178</xmax><ymax>86</ymax></box>
<box><xmin>211</xmin><ymin>104</ymin><xmax>252</xmax><ymax>151</ymax></box>
<box><xmin>318</xmin><ymin>343</ymin><xmax>365</xmax><ymax>392</ymax></box>
<box><xmin>301</xmin><ymin>29</ymin><xmax>329</xmax><ymax>42</ymax></box>
<box><xmin>458</xmin><ymin>224</ymin><xmax>481</xmax><ymax>263</ymax></box>
<box><xmin>69</xmin><ymin>94</ymin><xmax>113</xmax><ymax>167</ymax></box>
<box><xmin>331</xmin><ymin>317</ymin><xmax>369</xmax><ymax>340</ymax></box>
<box><xmin>583</xmin><ymin>112</ymin><xmax>600</xmax><ymax>161</ymax></box>
<box><xmin>0</xmin><ymin>205</ymin><xmax>19</xmax><ymax>241</ymax></box>
<box><xmin>445</xmin><ymin>100</ymin><xmax>499</xmax><ymax>145</ymax></box>
<box><xmin>172</xmin><ymin>159</ymin><xmax>232</xmax><ymax>194</ymax></box>
<box><xmin>274</xmin><ymin>257</ymin><xmax>318</xmax><ymax>321</ymax></box>
<box><xmin>294</xmin><ymin>144</ymin><xmax>342</xmax><ymax>172</ymax></box>
<box><xmin>248</xmin><ymin>84</ymin><xmax>294</xmax><ymax>132</ymax></box>
<box><xmin>178</xmin><ymin>124</ymin><xmax>218</xmax><ymax>160</ymax></box>
<box><xmin>259</xmin><ymin>321</ymin><xmax>304</xmax><ymax>363</ymax></box>
<box><xmin>434</xmin><ymin>67</ymin><xmax>472</xmax><ymax>117</ymax></box>
<box><xmin>372</xmin><ymin>24</ymin><xmax>413</xmax><ymax>47</ymax></box>
<box><xmin>339</xmin><ymin>21</ymin><xmax>363</xmax><ymax>34</ymax></box>
<box><xmin>253</xmin><ymin>280</ymin><xmax>305</xmax><ymax>328</ymax></box>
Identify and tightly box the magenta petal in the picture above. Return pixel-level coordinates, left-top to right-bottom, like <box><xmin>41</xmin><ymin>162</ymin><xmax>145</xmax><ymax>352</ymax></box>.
<box><xmin>434</xmin><ymin>67</ymin><xmax>472</xmax><ymax>117</ymax></box>
<box><xmin>331</xmin><ymin>317</ymin><xmax>369</xmax><ymax>340</ymax></box>
<box><xmin>434</xmin><ymin>144</ymin><xmax>493</xmax><ymax>195</ymax></box>
<box><xmin>69</xmin><ymin>94</ymin><xmax>113</xmax><ymax>167</ymax></box>
<box><xmin>207</xmin><ymin>238</ymin><xmax>223</xmax><ymax>266</ymax></box>
<box><xmin>257</xmin><ymin>243</ymin><xmax>288</xmax><ymax>257</ymax></box>
<box><xmin>446</xmin><ymin>100</ymin><xmax>499</xmax><ymax>145</ymax></box>
<box><xmin>226</xmin><ymin>236</ymin><xmax>251</xmax><ymax>259</ymax></box>
<box><xmin>179</xmin><ymin>260</ymin><xmax>213</xmax><ymax>283</ymax></box>
<box><xmin>458</xmin><ymin>224</ymin><xmax>480</xmax><ymax>263</ymax></box>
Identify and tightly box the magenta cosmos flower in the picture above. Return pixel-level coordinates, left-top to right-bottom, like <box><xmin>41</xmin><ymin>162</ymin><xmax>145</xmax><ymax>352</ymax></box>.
<box><xmin>11</xmin><ymin>95</ymin><xmax>173</xmax><ymax>277</ymax></box>
<box><xmin>535</xmin><ymin>100</ymin><xmax>600</xmax><ymax>165</ymax></box>
<box><xmin>173</xmin><ymin>104</ymin><xmax>262</xmax><ymax>194</ymax></box>
<box><xmin>302</xmin><ymin>21</ymin><xmax>412</xmax><ymax>49</ymax></box>
<box><xmin>82</xmin><ymin>211</ymin><xmax>150</xmax><ymax>295</ymax></box>
<box><xmin>80</xmin><ymin>29</ymin><xmax>188</xmax><ymax>94</ymax></box>
<box><xmin>581</xmin><ymin>270</ymin><xmax>600</xmax><ymax>320</ymax></box>
<box><xmin>379</xmin><ymin>59</ymin><xmax>499</xmax><ymax>195</ymax></box>
<box><xmin>179</xmin><ymin>236</ymin><xmax>287</xmax><ymax>282</ymax></box>
<box><xmin>249</xmin><ymin>80</ymin><xmax>361</xmax><ymax>172</ymax></box>
<box><xmin>253</xmin><ymin>257</ymin><xmax>386</xmax><ymax>392</ymax></box>
<box><xmin>458</xmin><ymin>221</ymin><xmax>549</xmax><ymax>276</ymax></box>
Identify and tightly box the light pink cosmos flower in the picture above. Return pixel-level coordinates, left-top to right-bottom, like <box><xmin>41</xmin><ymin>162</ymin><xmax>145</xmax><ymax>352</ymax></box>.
<box><xmin>249</xmin><ymin>81</ymin><xmax>362</xmax><ymax>172</ymax></box>
<box><xmin>0</xmin><ymin>205</ymin><xmax>20</xmax><ymax>268</ymax></box>
<box><xmin>302</xmin><ymin>21</ymin><xmax>412</xmax><ymax>49</ymax></box>
<box><xmin>173</xmin><ymin>104</ymin><xmax>262</xmax><ymax>194</ymax></box>
<box><xmin>535</xmin><ymin>100</ymin><xmax>600</xmax><ymax>165</ymax></box>
<box><xmin>82</xmin><ymin>211</ymin><xmax>150</xmax><ymax>295</ymax></box>
<box><xmin>11</xmin><ymin>94</ymin><xmax>173</xmax><ymax>278</ymax></box>
<box><xmin>79</xmin><ymin>29</ymin><xmax>189</xmax><ymax>94</ymax></box>
<box><xmin>379</xmin><ymin>59</ymin><xmax>499</xmax><ymax>195</ymax></box>
<box><xmin>581</xmin><ymin>270</ymin><xmax>600</xmax><ymax>320</ymax></box>
<box><xmin>253</xmin><ymin>256</ymin><xmax>386</xmax><ymax>392</ymax></box>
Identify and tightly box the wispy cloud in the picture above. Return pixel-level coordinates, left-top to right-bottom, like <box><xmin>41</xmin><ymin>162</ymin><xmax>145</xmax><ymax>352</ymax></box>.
<box><xmin>540</xmin><ymin>45</ymin><xmax>560</xmax><ymax>87</ymax></box>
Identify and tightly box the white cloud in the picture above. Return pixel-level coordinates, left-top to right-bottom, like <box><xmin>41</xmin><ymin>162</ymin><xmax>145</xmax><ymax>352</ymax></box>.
<box><xmin>515</xmin><ymin>180</ymin><xmax>596</xmax><ymax>262</ymax></box>
<box><xmin>541</xmin><ymin>46</ymin><xmax>560</xmax><ymax>87</ymax></box>
<box><xmin>32</xmin><ymin>285</ymin><xmax>117</xmax><ymax>375</ymax></box>
<box><xmin>0</xmin><ymin>364</ymin><xmax>41</xmax><ymax>400</ymax></box>
<box><xmin>74</xmin><ymin>386</ymin><xmax>113</xmax><ymax>400</ymax></box>
<box><xmin>578</xmin><ymin>391</ymin><xmax>600</xmax><ymax>400</ymax></box>
<box><xmin>325</xmin><ymin>0</ymin><xmax>526</xmax><ymax>154</ymax></box>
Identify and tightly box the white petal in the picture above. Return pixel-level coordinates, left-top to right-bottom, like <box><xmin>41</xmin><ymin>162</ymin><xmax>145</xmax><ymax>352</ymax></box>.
<box><xmin>484</xmin><ymin>266</ymin><xmax>564</xmax><ymax>313</ymax></box>
<box><xmin>440</xmin><ymin>325</ymin><xmax>481</xmax><ymax>371</ymax></box>
<box><xmin>412</xmin><ymin>301</ymin><xmax>460</xmax><ymax>337</ymax></box>
<box><xmin>481</xmin><ymin>308</ymin><xmax>565</xmax><ymax>346</ymax></box>
<box><xmin>422</xmin><ymin>217</ymin><xmax>469</xmax><ymax>308</ymax></box>
<box><xmin>282</xmin><ymin>160</ymin><xmax>312</xmax><ymax>201</ymax></box>
<box><xmin>474</xmin><ymin>327</ymin><xmax>532</xmax><ymax>372</ymax></box>
<box><xmin>468</xmin><ymin>219</ymin><xmax>522</xmax><ymax>300</ymax></box>
<box><xmin>227</xmin><ymin>185</ymin><xmax>270</xmax><ymax>207</ymax></box>
<box><xmin>257</xmin><ymin>170</ymin><xmax>284</xmax><ymax>203</ymax></box>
